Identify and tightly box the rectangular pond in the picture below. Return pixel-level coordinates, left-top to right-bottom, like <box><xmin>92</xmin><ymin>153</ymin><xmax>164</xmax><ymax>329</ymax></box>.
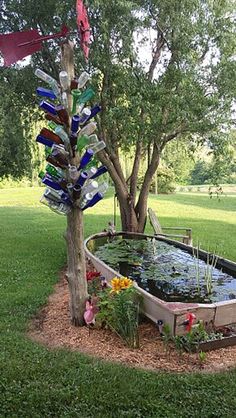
<box><xmin>85</xmin><ymin>232</ymin><xmax>236</xmax><ymax>335</ymax></box>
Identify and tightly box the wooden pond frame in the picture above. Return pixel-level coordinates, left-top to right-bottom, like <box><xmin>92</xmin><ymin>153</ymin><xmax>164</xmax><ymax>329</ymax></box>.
<box><xmin>84</xmin><ymin>232</ymin><xmax>236</xmax><ymax>336</ymax></box>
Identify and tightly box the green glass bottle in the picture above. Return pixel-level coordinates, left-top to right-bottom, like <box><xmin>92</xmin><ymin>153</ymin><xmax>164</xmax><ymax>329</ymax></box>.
<box><xmin>38</xmin><ymin>171</ymin><xmax>45</xmax><ymax>179</ymax></box>
<box><xmin>76</xmin><ymin>134</ymin><xmax>90</xmax><ymax>153</ymax></box>
<box><xmin>45</xmin><ymin>146</ymin><xmax>52</xmax><ymax>158</ymax></box>
<box><xmin>48</xmin><ymin>120</ymin><xmax>58</xmax><ymax>131</ymax></box>
<box><xmin>46</xmin><ymin>164</ymin><xmax>64</xmax><ymax>180</ymax></box>
<box><xmin>78</xmin><ymin>87</ymin><xmax>95</xmax><ymax>105</ymax></box>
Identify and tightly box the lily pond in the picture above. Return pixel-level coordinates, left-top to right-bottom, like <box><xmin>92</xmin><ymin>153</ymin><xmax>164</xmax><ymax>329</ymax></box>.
<box><xmin>94</xmin><ymin>237</ymin><xmax>236</xmax><ymax>303</ymax></box>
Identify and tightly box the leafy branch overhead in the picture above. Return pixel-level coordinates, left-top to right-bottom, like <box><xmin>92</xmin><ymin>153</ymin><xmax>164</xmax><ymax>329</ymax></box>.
<box><xmin>0</xmin><ymin>0</ymin><xmax>235</xmax><ymax>232</ymax></box>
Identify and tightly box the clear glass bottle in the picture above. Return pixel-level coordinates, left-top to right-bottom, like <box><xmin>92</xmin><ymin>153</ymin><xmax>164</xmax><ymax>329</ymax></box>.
<box><xmin>90</xmin><ymin>141</ymin><xmax>106</xmax><ymax>154</ymax></box>
<box><xmin>59</xmin><ymin>71</ymin><xmax>70</xmax><ymax>91</ymax></box>
<box><xmin>78</xmin><ymin>122</ymin><xmax>97</xmax><ymax>137</ymax></box>
<box><xmin>77</xmin><ymin>71</ymin><xmax>90</xmax><ymax>89</ymax></box>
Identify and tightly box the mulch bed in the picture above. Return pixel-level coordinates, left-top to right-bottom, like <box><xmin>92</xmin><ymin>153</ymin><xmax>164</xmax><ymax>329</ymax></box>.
<box><xmin>28</xmin><ymin>270</ymin><xmax>236</xmax><ymax>373</ymax></box>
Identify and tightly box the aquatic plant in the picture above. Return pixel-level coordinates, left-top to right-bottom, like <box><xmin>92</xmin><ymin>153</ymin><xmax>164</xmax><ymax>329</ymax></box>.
<box><xmin>94</xmin><ymin>238</ymin><xmax>235</xmax><ymax>303</ymax></box>
<box><xmin>192</xmin><ymin>243</ymin><xmax>201</xmax><ymax>294</ymax></box>
<box><xmin>204</xmin><ymin>250</ymin><xmax>218</xmax><ymax>295</ymax></box>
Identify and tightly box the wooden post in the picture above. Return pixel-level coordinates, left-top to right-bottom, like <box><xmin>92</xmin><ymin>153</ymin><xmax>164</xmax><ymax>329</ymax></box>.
<box><xmin>61</xmin><ymin>40</ymin><xmax>88</xmax><ymax>326</ymax></box>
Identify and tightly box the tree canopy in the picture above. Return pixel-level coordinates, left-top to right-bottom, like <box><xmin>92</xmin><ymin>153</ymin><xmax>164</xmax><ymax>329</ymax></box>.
<box><xmin>0</xmin><ymin>0</ymin><xmax>235</xmax><ymax>230</ymax></box>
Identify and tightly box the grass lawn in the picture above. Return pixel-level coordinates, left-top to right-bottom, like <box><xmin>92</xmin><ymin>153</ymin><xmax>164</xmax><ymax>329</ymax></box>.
<box><xmin>0</xmin><ymin>187</ymin><xmax>236</xmax><ymax>417</ymax></box>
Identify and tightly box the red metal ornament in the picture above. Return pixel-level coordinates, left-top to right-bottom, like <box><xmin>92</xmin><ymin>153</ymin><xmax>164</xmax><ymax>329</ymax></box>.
<box><xmin>76</xmin><ymin>0</ymin><xmax>91</xmax><ymax>60</ymax></box>
<box><xmin>0</xmin><ymin>25</ymin><xmax>69</xmax><ymax>67</ymax></box>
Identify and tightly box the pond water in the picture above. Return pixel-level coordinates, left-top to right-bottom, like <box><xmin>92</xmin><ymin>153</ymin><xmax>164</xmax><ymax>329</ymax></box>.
<box><xmin>94</xmin><ymin>237</ymin><xmax>236</xmax><ymax>303</ymax></box>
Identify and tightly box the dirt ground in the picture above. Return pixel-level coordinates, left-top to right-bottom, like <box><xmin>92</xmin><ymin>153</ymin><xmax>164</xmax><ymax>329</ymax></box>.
<box><xmin>28</xmin><ymin>271</ymin><xmax>236</xmax><ymax>373</ymax></box>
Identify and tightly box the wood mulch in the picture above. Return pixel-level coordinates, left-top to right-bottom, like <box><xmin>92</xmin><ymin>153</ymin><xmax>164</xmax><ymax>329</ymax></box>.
<box><xmin>28</xmin><ymin>270</ymin><xmax>236</xmax><ymax>373</ymax></box>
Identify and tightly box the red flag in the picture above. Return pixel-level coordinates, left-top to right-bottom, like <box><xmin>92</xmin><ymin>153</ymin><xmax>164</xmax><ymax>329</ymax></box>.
<box><xmin>76</xmin><ymin>0</ymin><xmax>91</xmax><ymax>60</ymax></box>
<box><xmin>0</xmin><ymin>26</ymin><xmax>69</xmax><ymax>67</ymax></box>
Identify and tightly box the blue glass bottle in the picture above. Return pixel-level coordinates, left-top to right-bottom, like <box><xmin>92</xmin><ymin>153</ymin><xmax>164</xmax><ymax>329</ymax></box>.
<box><xmin>82</xmin><ymin>192</ymin><xmax>103</xmax><ymax>210</ymax></box>
<box><xmin>71</xmin><ymin>115</ymin><xmax>80</xmax><ymax>134</ymax></box>
<box><xmin>87</xmin><ymin>104</ymin><xmax>101</xmax><ymax>121</ymax></box>
<box><xmin>78</xmin><ymin>149</ymin><xmax>94</xmax><ymax>170</ymax></box>
<box><xmin>91</xmin><ymin>165</ymin><xmax>108</xmax><ymax>179</ymax></box>
<box><xmin>42</xmin><ymin>175</ymin><xmax>63</xmax><ymax>191</ymax></box>
<box><xmin>36</xmin><ymin>87</ymin><xmax>57</xmax><ymax>100</ymax></box>
<box><xmin>39</xmin><ymin>100</ymin><xmax>57</xmax><ymax>115</ymax></box>
<box><xmin>76</xmin><ymin>172</ymin><xmax>88</xmax><ymax>188</ymax></box>
<box><xmin>36</xmin><ymin>135</ymin><xmax>54</xmax><ymax>148</ymax></box>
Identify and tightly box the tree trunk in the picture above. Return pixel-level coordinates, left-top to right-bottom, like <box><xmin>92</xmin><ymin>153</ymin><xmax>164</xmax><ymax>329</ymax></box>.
<box><xmin>117</xmin><ymin>193</ymin><xmax>139</xmax><ymax>232</ymax></box>
<box><xmin>61</xmin><ymin>40</ymin><xmax>88</xmax><ymax>326</ymax></box>
<box><xmin>66</xmin><ymin>208</ymin><xmax>87</xmax><ymax>326</ymax></box>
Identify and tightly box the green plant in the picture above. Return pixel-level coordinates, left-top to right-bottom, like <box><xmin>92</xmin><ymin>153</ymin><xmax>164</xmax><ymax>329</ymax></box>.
<box><xmin>162</xmin><ymin>324</ymin><xmax>173</xmax><ymax>354</ymax></box>
<box><xmin>204</xmin><ymin>251</ymin><xmax>218</xmax><ymax>295</ymax></box>
<box><xmin>97</xmin><ymin>284</ymin><xmax>141</xmax><ymax>349</ymax></box>
<box><xmin>198</xmin><ymin>351</ymin><xmax>207</xmax><ymax>367</ymax></box>
<box><xmin>193</xmin><ymin>243</ymin><xmax>219</xmax><ymax>296</ymax></box>
<box><xmin>192</xmin><ymin>242</ymin><xmax>201</xmax><ymax>294</ymax></box>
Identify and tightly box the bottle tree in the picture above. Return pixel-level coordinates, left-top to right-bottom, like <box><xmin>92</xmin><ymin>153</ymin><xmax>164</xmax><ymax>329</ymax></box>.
<box><xmin>36</xmin><ymin>39</ymin><xmax>108</xmax><ymax>326</ymax></box>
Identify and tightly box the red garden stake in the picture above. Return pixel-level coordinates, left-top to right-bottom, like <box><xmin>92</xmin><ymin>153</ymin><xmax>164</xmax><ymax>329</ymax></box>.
<box><xmin>185</xmin><ymin>313</ymin><xmax>196</xmax><ymax>332</ymax></box>
<box><xmin>76</xmin><ymin>0</ymin><xmax>91</xmax><ymax>60</ymax></box>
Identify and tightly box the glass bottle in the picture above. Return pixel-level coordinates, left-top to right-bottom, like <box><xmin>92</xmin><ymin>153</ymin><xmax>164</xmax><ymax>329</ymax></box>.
<box><xmin>82</xmin><ymin>192</ymin><xmax>104</xmax><ymax>211</ymax></box>
<box><xmin>71</xmin><ymin>90</ymin><xmax>81</xmax><ymax>114</ymax></box>
<box><xmin>69</xmin><ymin>165</ymin><xmax>79</xmax><ymax>181</ymax></box>
<box><xmin>91</xmin><ymin>165</ymin><xmax>108</xmax><ymax>179</ymax></box>
<box><xmin>59</xmin><ymin>71</ymin><xmax>70</xmax><ymax>91</ymax></box>
<box><xmin>55</xmin><ymin>126</ymin><xmax>70</xmax><ymax>146</ymax></box>
<box><xmin>45</xmin><ymin>113</ymin><xmax>63</xmax><ymax>125</ymax></box>
<box><xmin>76</xmin><ymin>172</ymin><xmax>88</xmax><ymax>188</ymax></box>
<box><xmin>79</xmin><ymin>107</ymin><xmax>91</xmax><ymax>125</ymax></box>
<box><xmin>56</xmin><ymin>105</ymin><xmax>70</xmax><ymax>126</ymax></box>
<box><xmin>87</xmin><ymin>104</ymin><xmax>101</xmax><ymax>121</ymax></box>
<box><xmin>76</xmin><ymin>134</ymin><xmax>98</xmax><ymax>153</ymax></box>
<box><xmin>90</xmin><ymin>141</ymin><xmax>106</xmax><ymax>154</ymax></box>
<box><xmin>36</xmin><ymin>87</ymin><xmax>56</xmax><ymax>100</ymax></box>
<box><xmin>46</xmin><ymin>164</ymin><xmax>65</xmax><ymax>179</ymax></box>
<box><xmin>78</xmin><ymin>122</ymin><xmax>97</xmax><ymax>137</ymax></box>
<box><xmin>40</xmin><ymin>100</ymin><xmax>57</xmax><ymax>115</ymax></box>
<box><xmin>40</xmin><ymin>194</ymin><xmax>71</xmax><ymax>215</ymax></box>
<box><xmin>77</xmin><ymin>88</ymin><xmax>95</xmax><ymax>105</ymax></box>
<box><xmin>79</xmin><ymin>192</ymin><xmax>93</xmax><ymax>209</ymax></box>
<box><xmin>78</xmin><ymin>149</ymin><xmax>94</xmax><ymax>170</ymax></box>
<box><xmin>84</xmin><ymin>167</ymin><xmax>97</xmax><ymax>179</ymax></box>
<box><xmin>61</xmin><ymin>92</ymin><xmax>69</xmax><ymax>109</ymax></box>
<box><xmin>77</xmin><ymin>71</ymin><xmax>90</xmax><ymax>89</ymax></box>
<box><xmin>35</xmin><ymin>68</ymin><xmax>55</xmax><ymax>84</ymax></box>
<box><xmin>81</xmin><ymin>180</ymin><xmax>98</xmax><ymax>196</ymax></box>
<box><xmin>36</xmin><ymin>135</ymin><xmax>54</xmax><ymax>148</ymax></box>
<box><xmin>71</xmin><ymin>115</ymin><xmax>80</xmax><ymax>134</ymax></box>
<box><xmin>40</xmin><ymin>128</ymin><xmax>63</xmax><ymax>145</ymax></box>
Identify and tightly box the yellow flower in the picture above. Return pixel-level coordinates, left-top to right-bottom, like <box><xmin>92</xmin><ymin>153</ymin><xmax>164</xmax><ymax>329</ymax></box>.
<box><xmin>110</xmin><ymin>276</ymin><xmax>133</xmax><ymax>293</ymax></box>
<box><xmin>121</xmin><ymin>277</ymin><xmax>133</xmax><ymax>289</ymax></box>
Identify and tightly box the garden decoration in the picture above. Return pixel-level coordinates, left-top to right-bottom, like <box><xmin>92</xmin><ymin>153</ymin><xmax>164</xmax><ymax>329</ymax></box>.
<box><xmin>0</xmin><ymin>0</ymin><xmax>110</xmax><ymax>326</ymax></box>
<box><xmin>36</xmin><ymin>67</ymin><xmax>108</xmax><ymax>216</ymax></box>
<box><xmin>76</xmin><ymin>0</ymin><xmax>91</xmax><ymax>60</ymax></box>
<box><xmin>0</xmin><ymin>0</ymin><xmax>90</xmax><ymax>66</ymax></box>
<box><xmin>0</xmin><ymin>25</ymin><xmax>70</xmax><ymax>67</ymax></box>
<box><xmin>84</xmin><ymin>296</ymin><xmax>98</xmax><ymax>325</ymax></box>
<box><xmin>181</xmin><ymin>313</ymin><xmax>196</xmax><ymax>332</ymax></box>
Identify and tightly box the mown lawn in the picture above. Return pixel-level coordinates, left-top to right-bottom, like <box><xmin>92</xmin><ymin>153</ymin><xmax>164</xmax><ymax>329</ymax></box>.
<box><xmin>0</xmin><ymin>187</ymin><xmax>236</xmax><ymax>417</ymax></box>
